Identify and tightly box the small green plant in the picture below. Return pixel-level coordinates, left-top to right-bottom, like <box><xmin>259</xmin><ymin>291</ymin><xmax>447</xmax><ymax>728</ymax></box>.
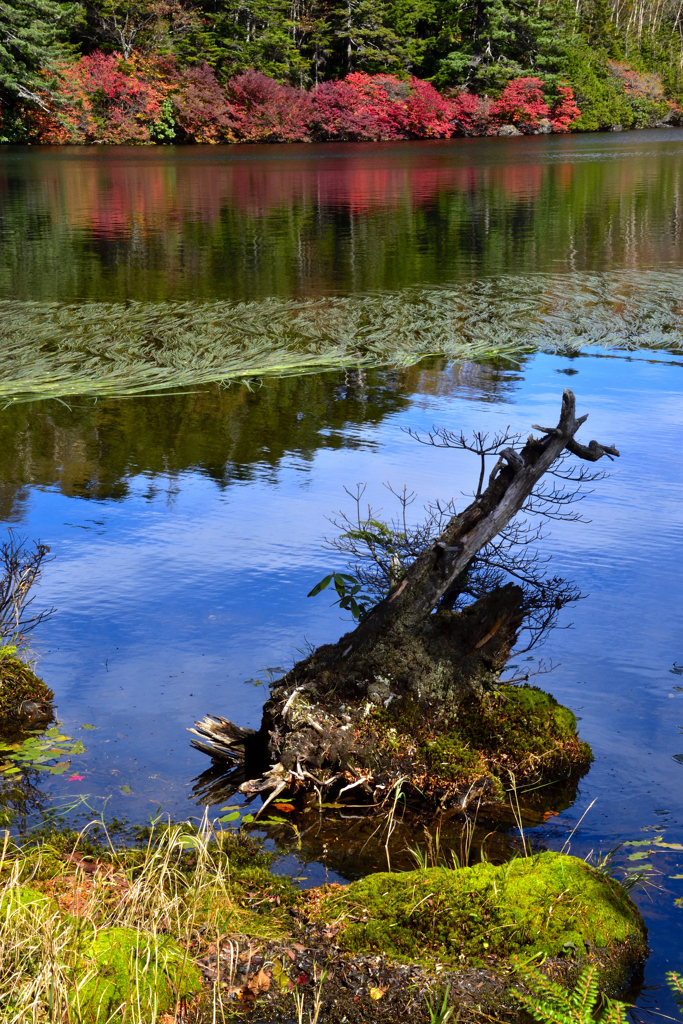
<box><xmin>669</xmin><ymin>972</ymin><xmax>683</xmax><ymax>1008</ymax></box>
<box><xmin>425</xmin><ymin>984</ymin><xmax>457</xmax><ymax>1024</ymax></box>
<box><xmin>307</xmin><ymin>571</ymin><xmax>373</xmax><ymax>620</ymax></box>
<box><xmin>0</xmin><ymin>726</ymin><xmax>85</xmax><ymax>777</ymax></box>
<box><xmin>513</xmin><ymin>963</ymin><xmax>630</xmax><ymax>1024</ymax></box>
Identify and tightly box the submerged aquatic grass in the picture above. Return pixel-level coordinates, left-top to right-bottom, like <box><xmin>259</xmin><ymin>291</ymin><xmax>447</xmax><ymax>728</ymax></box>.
<box><xmin>3</xmin><ymin>269</ymin><xmax>683</xmax><ymax>403</ymax></box>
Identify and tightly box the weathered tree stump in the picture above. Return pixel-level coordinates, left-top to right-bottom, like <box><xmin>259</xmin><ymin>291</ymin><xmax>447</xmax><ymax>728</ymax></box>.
<box><xmin>190</xmin><ymin>390</ymin><xmax>618</xmax><ymax>812</ymax></box>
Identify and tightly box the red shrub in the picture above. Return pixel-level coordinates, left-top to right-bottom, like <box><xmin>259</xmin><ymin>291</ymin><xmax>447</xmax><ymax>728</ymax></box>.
<box><xmin>551</xmin><ymin>85</ymin><xmax>581</xmax><ymax>132</ymax></box>
<box><xmin>449</xmin><ymin>91</ymin><xmax>494</xmax><ymax>136</ymax></box>
<box><xmin>35</xmin><ymin>52</ymin><xmax>173</xmax><ymax>144</ymax></box>
<box><xmin>173</xmin><ymin>64</ymin><xmax>234</xmax><ymax>143</ymax></box>
<box><xmin>225</xmin><ymin>70</ymin><xmax>312</xmax><ymax>143</ymax></box>
<box><xmin>396</xmin><ymin>78</ymin><xmax>454</xmax><ymax>138</ymax></box>
<box><xmin>311</xmin><ymin>76</ymin><xmax>401</xmax><ymax>141</ymax></box>
<box><xmin>608</xmin><ymin>62</ymin><xmax>665</xmax><ymax>101</ymax></box>
<box><xmin>490</xmin><ymin>77</ymin><xmax>551</xmax><ymax>131</ymax></box>
<box><xmin>312</xmin><ymin>73</ymin><xmax>453</xmax><ymax>141</ymax></box>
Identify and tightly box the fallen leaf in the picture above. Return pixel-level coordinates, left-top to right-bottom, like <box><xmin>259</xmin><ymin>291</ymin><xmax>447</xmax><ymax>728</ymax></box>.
<box><xmin>272</xmin><ymin>803</ymin><xmax>295</xmax><ymax>812</ymax></box>
<box><xmin>369</xmin><ymin>986</ymin><xmax>387</xmax><ymax>1001</ymax></box>
<box><xmin>542</xmin><ymin>810</ymin><xmax>559</xmax><ymax>821</ymax></box>
<box><xmin>68</xmin><ymin>774</ymin><xmax>85</xmax><ymax>781</ymax></box>
<box><xmin>248</xmin><ymin>968</ymin><xmax>271</xmax><ymax>994</ymax></box>
<box><xmin>121</xmin><ymin>785</ymin><xmax>132</xmax><ymax>794</ymax></box>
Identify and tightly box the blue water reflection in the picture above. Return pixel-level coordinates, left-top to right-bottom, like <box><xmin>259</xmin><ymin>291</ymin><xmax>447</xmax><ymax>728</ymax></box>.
<box><xmin>1</xmin><ymin>349</ymin><xmax>682</xmax><ymax>1002</ymax></box>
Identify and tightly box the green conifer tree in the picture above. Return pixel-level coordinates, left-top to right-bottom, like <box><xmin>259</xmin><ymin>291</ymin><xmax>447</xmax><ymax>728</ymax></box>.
<box><xmin>0</xmin><ymin>0</ymin><xmax>76</xmax><ymax>103</ymax></box>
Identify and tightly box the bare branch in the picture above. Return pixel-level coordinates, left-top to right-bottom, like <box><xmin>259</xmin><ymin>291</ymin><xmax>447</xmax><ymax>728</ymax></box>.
<box><xmin>0</xmin><ymin>530</ymin><xmax>55</xmax><ymax>648</ymax></box>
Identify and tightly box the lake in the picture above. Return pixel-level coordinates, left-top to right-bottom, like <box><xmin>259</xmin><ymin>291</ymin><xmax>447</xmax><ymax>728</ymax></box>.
<box><xmin>1</xmin><ymin>131</ymin><xmax>682</xmax><ymax>1010</ymax></box>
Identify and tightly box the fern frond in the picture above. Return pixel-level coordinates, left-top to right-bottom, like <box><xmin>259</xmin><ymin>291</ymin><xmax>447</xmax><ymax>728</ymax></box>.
<box><xmin>568</xmin><ymin>966</ymin><xmax>600</xmax><ymax>1023</ymax></box>
<box><xmin>513</xmin><ymin>963</ymin><xmax>631</xmax><ymax>1024</ymax></box>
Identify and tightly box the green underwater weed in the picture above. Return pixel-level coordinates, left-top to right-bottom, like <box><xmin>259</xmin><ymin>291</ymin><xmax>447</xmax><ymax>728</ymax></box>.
<box><xmin>3</xmin><ymin>269</ymin><xmax>683</xmax><ymax>403</ymax></box>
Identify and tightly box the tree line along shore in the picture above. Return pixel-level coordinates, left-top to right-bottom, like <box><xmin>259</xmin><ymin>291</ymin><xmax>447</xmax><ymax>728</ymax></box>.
<box><xmin>1</xmin><ymin>0</ymin><xmax>683</xmax><ymax>144</ymax></box>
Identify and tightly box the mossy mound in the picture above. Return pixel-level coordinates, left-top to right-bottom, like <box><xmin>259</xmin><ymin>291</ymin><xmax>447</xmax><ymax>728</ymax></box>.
<box><xmin>365</xmin><ymin>683</ymin><xmax>593</xmax><ymax>804</ymax></box>
<box><xmin>0</xmin><ymin>884</ymin><xmax>57</xmax><ymax>922</ymax></box>
<box><xmin>0</xmin><ymin>655</ymin><xmax>54</xmax><ymax>734</ymax></box>
<box><xmin>72</xmin><ymin>927</ymin><xmax>202</xmax><ymax>1023</ymax></box>
<box><xmin>442</xmin><ymin>683</ymin><xmax>593</xmax><ymax>779</ymax></box>
<box><xmin>314</xmin><ymin>852</ymin><xmax>646</xmax><ymax>974</ymax></box>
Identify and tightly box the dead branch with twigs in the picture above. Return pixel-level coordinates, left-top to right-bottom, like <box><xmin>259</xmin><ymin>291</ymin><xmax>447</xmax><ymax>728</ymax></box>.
<box><xmin>0</xmin><ymin>530</ymin><xmax>54</xmax><ymax>652</ymax></box>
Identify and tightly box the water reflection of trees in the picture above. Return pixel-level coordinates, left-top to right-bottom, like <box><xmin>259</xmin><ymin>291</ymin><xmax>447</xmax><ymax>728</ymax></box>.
<box><xmin>0</xmin><ymin>361</ymin><xmax>523</xmax><ymax>521</ymax></box>
<box><xmin>1</xmin><ymin>140</ymin><xmax>683</xmax><ymax>299</ymax></box>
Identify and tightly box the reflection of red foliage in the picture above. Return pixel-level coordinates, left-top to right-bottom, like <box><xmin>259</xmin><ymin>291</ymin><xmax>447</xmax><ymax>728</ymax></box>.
<box><xmin>225</xmin><ymin>70</ymin><xmax>313</xmax><ymax>142</ymax></box>
<box><xmin>312</xmin><ymin>73</ymin><xmax>452</xmax><ymax>141</ymax></box>
<box><xmin>450</xmin><ymin>92</ymin><xmax>494</xmax><ymax>136</ymax></box>
<box><xmin>490</xmin><ymin>77</ymin><xmax>550</xmax><ymax>130</ymax></box>
<box><xmin>550</xmin><ymin>85</ymin><xmax>581</xmax><ymax>132</ymax></box>
<box><xmin>36</xmin><ymin>52</ymin><xmax>172</xmax><ymax>144</ymax></box>
<box><xmin>173</xmin><ymin>64</ymin><xmax>234</xmax><ymax>143</ymax></box>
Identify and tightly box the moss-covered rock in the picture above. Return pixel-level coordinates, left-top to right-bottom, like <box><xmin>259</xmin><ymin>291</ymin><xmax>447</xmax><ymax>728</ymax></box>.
<box><xmin>72</xmin><ymin>927</ymin><xmax>202</xmax><ymax>1023</ymax></box>
<box><xmin>314</xmin><ymin>852</ymin><xmax>646</xmax><ymax>978</ymax></box>
<box><xmin>0</xmin><ymin>655</ymin><xmax>54</xmax><ymax>735</ymax></box>
<box><xmin>0</xmin><ymin>884</ymin><xmax>57</xmax><ymax>921</ymax></box>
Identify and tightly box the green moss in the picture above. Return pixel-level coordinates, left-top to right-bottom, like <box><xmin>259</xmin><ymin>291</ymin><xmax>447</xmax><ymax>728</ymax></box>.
<box><xmin>316</xmin><ymin>852</ymin><xmax>645</xmax><ymax>969</ymax></box>
<box><xmin>432</xmin><ymin>684</ymin><xmax>591</xmax><ymax>781</ymax></box>
<box><xmin>0</xmin><ymin>884</ymin><xmax>57</xmax><ymax>921</ymax></box>
<box><xmin>0</xmin><ymin>656</ymin><xmax>54</xmax><ymax>734</ymax></box>
<box><xmin>421</xmin><ymin>734</ymin><xmax>491</xmax><ymax>784</ymax></box>
<box><xmin>72</xmin><ymin>927</ymin><xmax>202</xmax><ymax>1023</ymax></box>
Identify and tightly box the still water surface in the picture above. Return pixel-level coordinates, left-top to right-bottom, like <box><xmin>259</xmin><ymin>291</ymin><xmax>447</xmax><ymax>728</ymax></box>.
<box><xmin>2</xmin><ymin>130</ymin><xmax>683</xmax><ymax>299</ymax></box>
<box><xmin>1</xmin><ymin>132</ymin><xmax>683</xmax><ymax>1007</ymax></box>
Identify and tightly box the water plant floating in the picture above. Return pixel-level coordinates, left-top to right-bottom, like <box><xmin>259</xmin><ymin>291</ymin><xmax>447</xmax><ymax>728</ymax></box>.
<box><xmin>3</xmin><ymin>270</ymin><xmax>683</xmax><ymax>404</ymax></box>
<box><xmin>190</xmin><ymin>390</ymin><xmax>618</xmax><ymax>813</ymax></box>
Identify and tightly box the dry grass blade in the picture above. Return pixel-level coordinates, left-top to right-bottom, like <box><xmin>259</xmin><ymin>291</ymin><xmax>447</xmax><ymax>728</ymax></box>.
<box><xmin>0</xmin><ymin>820</ymin><xmax>267</xmax><ymax>1023</ymax></box>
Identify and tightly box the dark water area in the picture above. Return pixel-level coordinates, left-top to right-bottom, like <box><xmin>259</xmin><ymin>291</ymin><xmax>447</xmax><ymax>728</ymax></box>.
<box><xmin>2</xmin><ymin>130</ymin><xmax>683</xmax><ymax>300</ymax></box>
<box><xmin>1</xmin><ymin>131</ymin><xmax>683</xmax><ymax>1010</ymax></box>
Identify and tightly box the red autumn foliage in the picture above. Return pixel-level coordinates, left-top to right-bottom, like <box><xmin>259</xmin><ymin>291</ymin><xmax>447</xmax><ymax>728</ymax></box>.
<box><xmin>225</xmin><ymin>70</ymin><xmax>312</xmax><ymax>142</ymax></box>
<box><xmin>393</xmin><ymin>77</ymin><xmax>454</xmax><ymax>138</ymax></box>
<box><xmin>490</xmin><ymin>76</ymin><xmax>551</xmax><ymax>131</ymax></box>
<box><xmin>312</xmin><ymin>72</ymin><xmax>452</xmax><ymax>141</ymax></box>
<box><xmin>449</xmin><ymin>91</ymin><xmax>495</xmax><ymax>136</ymax></box>
<box><xmin>551</xmin><ymin>85</ymin><xmax>581</xmax><ymax>132</ymax></box>
<box><xmin>173</xmin><ymin>64</ymin><xmax>234</xmax><ymax>143</ymax></box>
<box><xmin>311</xmin><ymin>76</ymin><xmax>400</xmax><ymax>140</ymax></box>
<box><xmin>22</xmin><ymin>51</ymin><xmax>582</xmax><ymax>145</ymax></box>
<box><xmin>35</xmin><ymin>52</ymin><xmax>173</xmax><ymax>144</ymax></box>
<box><xmin>608</xmin><ymin>61</ymin><xmax>665</xmax><ymax>101</ymax></box>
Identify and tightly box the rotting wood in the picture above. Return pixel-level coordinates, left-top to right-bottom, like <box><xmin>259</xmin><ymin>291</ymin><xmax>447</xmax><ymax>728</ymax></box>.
<box><xmin>189</xmin><ymin>390</ymin><xmax>619</xmax><ymax>811</ymax></box>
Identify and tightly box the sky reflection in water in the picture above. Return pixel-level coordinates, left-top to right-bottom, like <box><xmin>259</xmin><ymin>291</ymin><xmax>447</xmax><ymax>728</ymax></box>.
<box><xmin>0</xmin><ymin>348</ymin><xmax>681</xmax><ymax>1002</ymax></box>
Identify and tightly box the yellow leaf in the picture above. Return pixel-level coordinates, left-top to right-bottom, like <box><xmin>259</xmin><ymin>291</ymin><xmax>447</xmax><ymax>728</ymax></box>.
<box><xmin>369</xmin><ymin>986</ymin><xmax>387</xmax><ymax>1001</ymax></box>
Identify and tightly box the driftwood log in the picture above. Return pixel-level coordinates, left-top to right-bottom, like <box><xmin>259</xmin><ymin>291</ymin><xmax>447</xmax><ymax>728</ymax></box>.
<box><xmin>190</xmin><ymin>391</ymin><xmax>619</xmax><ymax>813</ymax></box>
